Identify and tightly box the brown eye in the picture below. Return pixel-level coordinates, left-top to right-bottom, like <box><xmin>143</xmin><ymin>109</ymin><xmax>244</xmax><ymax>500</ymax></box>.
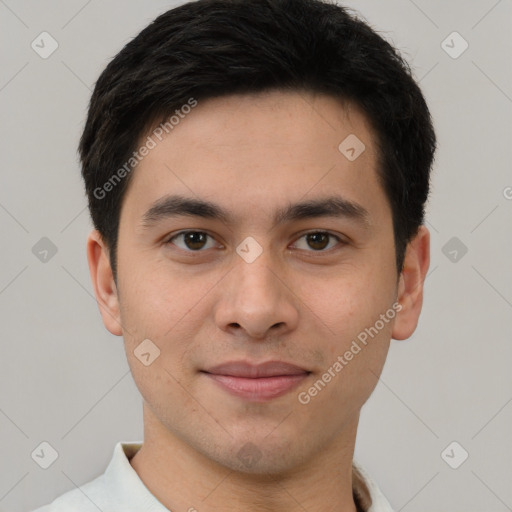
<box><xmin>184</xmin><ymin>232</ymin><xmax>207</xmax><ymax>250</ymax></box>
<box><xmin>306</xmin><ymin>232</ymin><xmax>330</xmax><ymax>250</ymax></box>
<box><xmin>168</xmin><ymin>231</ymin><xmax>216</xmax><ymax>251</ymax></box>
<box><xmin>292</xmin><ymin>231</ymin><xmax>342</xmax><ymax>252</ymax></box>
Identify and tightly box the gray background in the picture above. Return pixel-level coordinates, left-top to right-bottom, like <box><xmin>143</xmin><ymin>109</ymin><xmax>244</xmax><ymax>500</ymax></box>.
<box><xmin>1</xmin><ymin>1</ymin><xmax>511</xmax><ymax>510</ymax></box>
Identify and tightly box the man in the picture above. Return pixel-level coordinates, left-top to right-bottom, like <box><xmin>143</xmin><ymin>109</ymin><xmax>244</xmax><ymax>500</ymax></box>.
<box><xmin>33</xmin><ymin>0</ymin><xmax>435</xmax><ymax>510</ymax></box>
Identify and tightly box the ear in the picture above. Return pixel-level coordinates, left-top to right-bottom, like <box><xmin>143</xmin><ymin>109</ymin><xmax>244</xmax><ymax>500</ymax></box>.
<box><xmin>86</xmin><ymin>230</ymin><xmax>123</xmax><ymax>336</ymax></box>
<box><xmin>392</xmin><ymin>225</ymin><xmax>430</xmax><ymax>340</ymax></box>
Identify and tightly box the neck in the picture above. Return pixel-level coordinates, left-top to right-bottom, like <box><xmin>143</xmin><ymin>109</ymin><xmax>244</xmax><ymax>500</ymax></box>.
<box><xmin>130</xmin><ymin>402</ymin><xmax>362</xmax><ymax>512</ymax></box>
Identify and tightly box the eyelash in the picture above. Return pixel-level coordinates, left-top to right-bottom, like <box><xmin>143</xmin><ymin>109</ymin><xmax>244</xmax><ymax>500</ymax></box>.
<box><xmin>165</xmin><ymin>230</ymin><xmax>345</xmax><ymax>253</ymax></box>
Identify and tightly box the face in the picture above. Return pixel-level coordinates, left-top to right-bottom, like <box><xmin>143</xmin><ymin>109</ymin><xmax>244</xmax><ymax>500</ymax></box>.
<box><xmin>88</xmin><ymin>90</ymin><xmax>428</xmax><ymax>475</ymax></box>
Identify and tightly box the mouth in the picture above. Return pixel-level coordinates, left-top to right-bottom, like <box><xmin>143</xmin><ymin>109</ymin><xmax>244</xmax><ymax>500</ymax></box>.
<box><xmin>201</xmin><ymin>360</ymin><xmax>311</xmax><ymax>402</ymax></box>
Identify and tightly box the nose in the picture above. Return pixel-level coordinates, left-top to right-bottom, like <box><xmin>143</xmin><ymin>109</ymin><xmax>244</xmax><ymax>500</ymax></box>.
<box><xmin>213</xmin><ymin>253</ymin><xmax>300</xmax><ymax>340</ymax></box>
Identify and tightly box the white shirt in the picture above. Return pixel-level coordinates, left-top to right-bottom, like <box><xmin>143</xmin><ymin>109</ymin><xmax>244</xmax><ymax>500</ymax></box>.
<box><xmin>31</xmin><ymin>441</ymin><xmax>394</xmax><ymax>512</ymax></box>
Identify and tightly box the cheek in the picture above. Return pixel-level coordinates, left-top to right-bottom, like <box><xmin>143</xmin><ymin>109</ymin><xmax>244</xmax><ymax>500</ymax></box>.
<box><xmin>116</xmin><ymin>260</ymin><xmax>222</xmax><ymax>386</ymax></box>
<box><xmin>117</xmin><ymin>259</ymin><xmax>205</xmax><ymax>338</ymax></box>
<box><xmin>117</xmin><ymin>270</ymin><xmax>202</xmax><ymax>415</ymax></box>
<box><xmin>304</xmin><ymin>266</ymin><xmax>396</xmax><ymax>342</ymax></box>
<box><xmin>298</xmin><ymin>255</ymin><xmax>396</xmax><ymax>397</ymax></box>
<box><xmin>300</xmin><ymin>281</ymin><xmax>395</xmax><ymax>418</ymax></box>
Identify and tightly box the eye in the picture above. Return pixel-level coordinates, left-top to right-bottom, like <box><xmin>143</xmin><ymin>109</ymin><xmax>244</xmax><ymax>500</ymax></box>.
<box><xmin>167</xmin><ymin>231</ymin><xmax>219</xmax><ymax>251</ymax></box>
<box><xmin>292</xmin><ymin>231</ymin><xmax>343</xmax><ymax>251</ymax></box>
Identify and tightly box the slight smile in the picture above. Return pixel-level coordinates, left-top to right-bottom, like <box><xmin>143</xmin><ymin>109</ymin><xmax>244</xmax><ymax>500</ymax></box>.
<box><xmin>201</xmin><ymin>360</ymin><xmax>312</xmax><ymax>402</ymax></box>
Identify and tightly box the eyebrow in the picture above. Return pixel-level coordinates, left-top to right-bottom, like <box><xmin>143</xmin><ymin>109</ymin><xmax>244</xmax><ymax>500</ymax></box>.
<box><xmin>141</xmin><ymin>194</ymin><xmax>370</xmax><ymax>229</ymax></box>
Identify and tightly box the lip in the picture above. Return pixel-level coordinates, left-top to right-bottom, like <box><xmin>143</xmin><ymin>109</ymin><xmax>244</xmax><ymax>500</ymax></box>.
<box><xmin>204</xmin><ymin>360</ymin><xmax>309</xmax><ymax>378</ymax></box>
<box><xmin>201</xmin><ymin>360</ymin><xmax>310</xmax><ymax>402</ymax></box>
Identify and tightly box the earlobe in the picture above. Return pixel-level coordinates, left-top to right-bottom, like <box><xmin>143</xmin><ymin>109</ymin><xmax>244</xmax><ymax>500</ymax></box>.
<box><xmin>391</xmin><ymin>226</ymin><xmax>430</xmax><ymax>341</ymax></box>
<box><xmin>86</xmin><ymin>230</ymin><xmax>123</xmax><ymax>336</ymax></box>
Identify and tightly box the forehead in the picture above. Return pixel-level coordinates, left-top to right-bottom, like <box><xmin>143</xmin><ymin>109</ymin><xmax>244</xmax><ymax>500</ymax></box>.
<box><xmin>120</xmin><ymin>90</ymin><xmax>388</xmax><ymax>225</ymax></box>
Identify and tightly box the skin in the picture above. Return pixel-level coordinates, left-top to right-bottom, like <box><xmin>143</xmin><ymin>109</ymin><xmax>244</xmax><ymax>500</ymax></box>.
<box><xmin>87</xmin><ymin>90</ymin><xmax>430</xmax><ymax>512</ymax></box>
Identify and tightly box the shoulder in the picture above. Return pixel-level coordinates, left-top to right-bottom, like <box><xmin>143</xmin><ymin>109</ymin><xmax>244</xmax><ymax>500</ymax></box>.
<box><xmin>29</xmin><ymin>441</ymin><xmax>144</xmax><ymax>512</ymax></box>
<box><xmin>353</xmin><ymin>462</ymin><xmax>395</xmax><ymax>512</ymax></box>
<box><xmin>29</xmin><ymin>472</ymin><xmax>108</xmax><ymax>511</ymax></box>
